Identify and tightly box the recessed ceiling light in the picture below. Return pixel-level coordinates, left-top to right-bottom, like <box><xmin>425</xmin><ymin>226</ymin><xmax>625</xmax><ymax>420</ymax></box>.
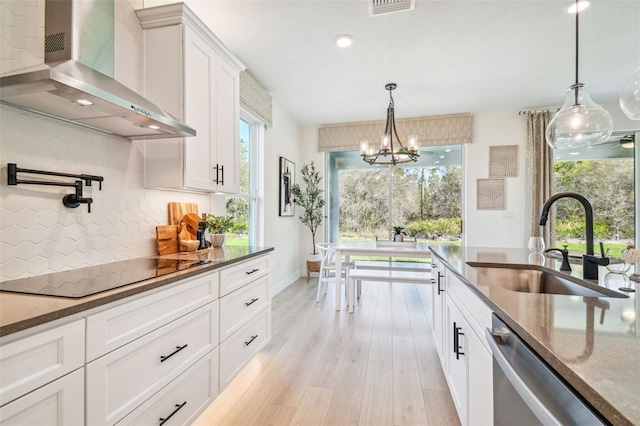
<box><xmin>439</xmin><ymin>155</ymin><xmax>445</xmax><ymax>159</ymax></box>
<box><xmin>335</xmin><ymin>34</ymin><xmax>353</xmax><ymax>48</ymax></box>
<box><xmin>76</xmin><ymin>99</ymin><xmax>93</xmax><ymax>106</ymax></box>
<box><xmin>621</xmin><ymin>141</ymin><xmax>634</xmax><ymax>149</ymax></box>
<box><xmin>445</xmin><ymin>149</ymin><xmax>451</xmax><ymax>152</ymax></box>
<box><xmin>148</xmin><ymin>125</ymin><xmax>160</xmax><ymax>130</ymax></box>
<box><xmin>567</xmin><ymin>0</ymin><xmax>590</xmax><ymax>13</ymax></box>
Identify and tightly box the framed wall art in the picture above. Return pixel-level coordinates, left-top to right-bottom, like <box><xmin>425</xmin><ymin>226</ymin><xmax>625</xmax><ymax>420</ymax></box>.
<box><xmin>489</xmin><ymin>145</ymin><xmax>518</xmax><ymax>177</ymax></box>
<box><xmin>279</xmin><ymin>157</ymin><xmax>295</xmax><ymax>216</ymax></box>
<box><xmin>477</xmin><ymin>178</ymin><xmax>505</xmax><ymax>210</ymax></box>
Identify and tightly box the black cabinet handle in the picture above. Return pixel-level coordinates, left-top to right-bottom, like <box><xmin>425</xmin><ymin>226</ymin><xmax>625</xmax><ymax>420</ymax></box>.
<box><xmin>160</xmin><ymin>344</ymin><xmax>188</xmax><ymax>363</ymax></box>
<box><xmin>213</xmin><ymin>164</ymin><xmax>219</xmax><ymax>184</ymax></box>
<box><xmin>159</xmin><ymin>401</ymin><xmax>187</xmax><ymax>425</ymax></box>
<box><xmin>245</xmin><ymin>268</ymin><xmax>259</xmax><ymax>275</ymax></box>
<box><xmin>245</xmin><ymin>297</ymin><xmax>259</xmax><ymax>307</ymax></box>
<box><xmin>244</xmin><ymin>334</ymin><xmax>258</xmax><ymax>346</ymax></box>
<box><xmin>437</xmin><ymin>272</ymin><xmax>444</xmax><ymax>295</ymax></box>
<box><xmin>219</xmin><ymin>164</ymin><xmax>224</xmax><ymax>185</ymax></box>
<box><xmin>453</xmin><ymin>322</ymin><xmax>464</xmax><ymax>360</ymax></box>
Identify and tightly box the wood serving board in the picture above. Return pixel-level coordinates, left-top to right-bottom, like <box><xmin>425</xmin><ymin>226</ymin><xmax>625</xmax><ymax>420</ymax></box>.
<box><xmin>168</xmin><ymin>202</ymin><xmax>199</xmax><ymax>225</ymax></box>
<box><xmin>179</xmin><ymin>213</ymin><xmax>201</xmax><ymax>238</ymax></box>
<box><xmin>156</xmin><ymin>225</ymin><xmax>179</xmax><ymax>255</ymax></box>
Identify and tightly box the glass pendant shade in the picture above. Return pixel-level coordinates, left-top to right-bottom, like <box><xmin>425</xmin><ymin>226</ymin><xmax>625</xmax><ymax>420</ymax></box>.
<box><xmin>620</xmin><ymin>65</ymin><xmax>640</xmax><ymax>120</ymax></box>
<box><xmin>545</xmin><ymin>84</ymin><xmax>613</xmax><ymax>149</ymax></box>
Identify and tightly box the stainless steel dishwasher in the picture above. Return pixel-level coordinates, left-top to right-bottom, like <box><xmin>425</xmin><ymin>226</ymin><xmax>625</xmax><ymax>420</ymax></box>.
<box><xmin>486</xmin><ymin>314</ymin><xmax>607</xmax><ymax>425</ymax></box>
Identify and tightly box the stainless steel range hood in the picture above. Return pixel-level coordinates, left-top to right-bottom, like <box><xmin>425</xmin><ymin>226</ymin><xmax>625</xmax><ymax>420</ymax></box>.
<box><xmin>0</xmin><ymin>0</ymin><xmax>195</xmax><ymax>140</ymax></box>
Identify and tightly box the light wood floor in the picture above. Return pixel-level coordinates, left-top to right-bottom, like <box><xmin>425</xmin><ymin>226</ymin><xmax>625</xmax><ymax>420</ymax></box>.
<box><xmin>194</xmin><ymin>276</ymin><xmax>460</xmax><ymax>426</ymax></box>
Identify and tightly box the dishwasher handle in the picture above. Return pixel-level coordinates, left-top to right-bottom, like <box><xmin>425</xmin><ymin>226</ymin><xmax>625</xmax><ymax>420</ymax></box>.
<box><xmin>485</xmin><ymin>328</ymin><xmax>562</xmax><ymax>426</ymax></box>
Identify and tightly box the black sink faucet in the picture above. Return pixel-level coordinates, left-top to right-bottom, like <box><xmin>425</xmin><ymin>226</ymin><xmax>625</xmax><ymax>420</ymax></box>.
<box><xmin>539</xmin><ymin>192</ymin><xmax>608</xmax><ymax>280</ymax></box>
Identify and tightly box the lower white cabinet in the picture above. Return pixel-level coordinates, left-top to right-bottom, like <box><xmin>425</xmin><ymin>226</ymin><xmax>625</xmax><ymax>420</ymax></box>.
<box><xmin>430</xmin><ymin>252</ymin><xmax>493</xmax><ymax>426</ymax></box>
<box><xmin>86</xmin><ymin>301</ymin><xmax>219</xmax><ymax>426</ymax></box>
<box><xmin>219</xmin><ymin>306</ymin><xmax>271</xmax><ymax>391</ymax></box>
<box><xmin>0</xmin><ymin>254</ymin><xmax>272</xmax><ymax>425</ymax></box>
<box><xmin>116</xmin><ymin>348</ymin><xmax>219</xmax><ymax>426</ymax></box>
<box><xmin>0</xmin><ymin>368</ymin><xmax>84</xmax><ymax>426</ymax></box>
<box><xmin>0</xmin><ymin>319</ymin><xmax>85</xmax><ymax>406</ymax></box>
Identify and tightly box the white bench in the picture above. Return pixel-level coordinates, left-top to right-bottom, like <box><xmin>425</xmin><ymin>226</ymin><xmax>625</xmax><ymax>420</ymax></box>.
<box><xmin>354</xmin><ymin>260</ymin><xmax>431</xmax><ymax>273</ymax></box>
<box><xmin>347</xmin><ymin>269</ymin><xmax>432</xmax><ymax>313</ymax></box>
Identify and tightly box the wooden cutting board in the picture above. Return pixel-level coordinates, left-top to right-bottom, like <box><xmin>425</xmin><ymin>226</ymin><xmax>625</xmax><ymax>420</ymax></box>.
<box><xmin>156</xmin><ymin>225</ymin><xmax>179</xmax><ymax>255</ymax></box>
<box><xmin>168</xmin><ymin>202</ymin><xmax>198</xmax><ymax>225</ymax></box>
<box><xmin>179</xmin><ymin>213</ymin><xmax>201</xmax><ymax>238</ymax></box>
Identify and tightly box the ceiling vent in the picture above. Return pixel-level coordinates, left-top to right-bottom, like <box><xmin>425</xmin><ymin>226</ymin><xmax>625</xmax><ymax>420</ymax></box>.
<box><xmin>369</xmin><ymin>0</ymin><xmax>415</xmax><ymax>16</ymax></box>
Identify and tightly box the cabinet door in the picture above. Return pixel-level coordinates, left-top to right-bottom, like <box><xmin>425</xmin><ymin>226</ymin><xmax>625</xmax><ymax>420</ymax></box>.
<box><xmin>446</xmin><ymin>299</ymin><xmax>468</xmax><ymax>426</ymax></box>
<box><xmin>467</xmin><ymin>326</ymin><xmax>493</xmax><ymax>426</ymax></box>
<box><xmin>0</xmin><ymin>368</ymin><xmax>84</xmax><ymax>426</ymax></box>
<box><xmin>184</xmin><ymin>26</ymin><xmax>216</xmax><ymax>191</ymax></box>
<box><xmin>213</xmin><ymin>57</ymin><xmax>240</xmax><ymax>193</ymax></box>
<box><xmin>431</xmin><ymin>262</ymin><xmax>446</xmax><ymax>365</ymax></box>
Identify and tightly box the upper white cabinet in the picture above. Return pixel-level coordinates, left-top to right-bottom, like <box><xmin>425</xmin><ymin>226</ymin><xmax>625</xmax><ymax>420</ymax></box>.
<box><xmin>137</xmin><ymin>3</ymin><xmax>246</xmax><ymax>193</ymax></box>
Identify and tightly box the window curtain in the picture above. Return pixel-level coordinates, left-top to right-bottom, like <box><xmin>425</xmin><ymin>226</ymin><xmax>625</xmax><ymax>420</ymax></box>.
<box><xmin>524</xmin><ymin>111</ymin><xmax>555</xmax><ymax>249</ymax></box>
<box><xmin>239</xmin><ymin>71</ymin><xmax>272</xmax><ymax>128</ymax></box>
<box><xmin>318</xmin><ymin>114</ymin><xmax>473</xmax><ymax>151</ymax></box>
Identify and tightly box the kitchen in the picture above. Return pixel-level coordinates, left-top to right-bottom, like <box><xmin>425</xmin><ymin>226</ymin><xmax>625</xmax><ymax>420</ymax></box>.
<box><xmin>1</xmin><ymin>0</ymin><xmax>639</xmax><ymax>425</ymax></box>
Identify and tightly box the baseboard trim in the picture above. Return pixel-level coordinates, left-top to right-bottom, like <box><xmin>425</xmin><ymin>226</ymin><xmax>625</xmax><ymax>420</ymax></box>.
<box><xmin>272</xmin><ymin>269</ymin><xmax>305</xmax><ymax>296</ymax></box>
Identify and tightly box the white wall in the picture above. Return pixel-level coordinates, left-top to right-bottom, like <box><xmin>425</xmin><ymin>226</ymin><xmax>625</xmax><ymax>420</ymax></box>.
<box><xmin>464</xmin><ymin>110</ymin><xmax>528</xmax><ymax>248</ymax></box>
<box><xmin>263</xmin><ymin>102</ymin><xmax>304</xmax><ymax>294</ymax></box>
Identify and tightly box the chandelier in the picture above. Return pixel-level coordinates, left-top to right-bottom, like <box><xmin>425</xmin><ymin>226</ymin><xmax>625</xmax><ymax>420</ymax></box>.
<box><xmin>360</xmin><ymin>83</ymin><xmax>419</xmax><ymax>165</ymax></box>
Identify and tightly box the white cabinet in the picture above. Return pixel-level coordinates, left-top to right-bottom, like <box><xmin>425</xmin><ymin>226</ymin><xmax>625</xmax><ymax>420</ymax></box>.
<box><xmin>429</xmin><ymin>253</ymin><xmax>493</xmax><ymax>426</ymax></box>
<box><xmin>218</xmin><ymin>254</ymin><xmax>272</xmax><ymax>391</ymax></box>
<box><xmin>0</xmin><ymin>319</ymin><xmax>84</xmax><ymax>406</ymax></box>
<box><xmin>0</xmin><ymin>254</ymin><xmax>272</xmax><ymax>425</ymax></box>
<box><xmin>0</xmin><ymin>369</ymin><xmax>84</xmax><ymax>426</ymax></box>
<box><xmin>137</xmin><ymin>3</ymin><xmax>245</xmax><ymax>193</ymax></box>
<box><xmin>430</xmin><ymin>257</ymin><xmax>446</xmax><ymax>365</ymax></box>
<box><xmin>86</xmin><ymin>301</ymin><xmax>219</xmax><ymax>425</ymax></box>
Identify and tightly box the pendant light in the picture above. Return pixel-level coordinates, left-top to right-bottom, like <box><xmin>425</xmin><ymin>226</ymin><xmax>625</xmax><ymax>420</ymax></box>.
<box><xmin>360</xmin><ymin>83</ymin><xmax>419</xmax><ymax>166</ymax></box>
<box><xmin>620</xmin><ymin>65</ymin><xmax>640</xmax><ymax>120</ymax></box>
<box><xmin>545</xmin><ymin>0</ymin><xmax>613</xmax><ymax>149</ymax></box>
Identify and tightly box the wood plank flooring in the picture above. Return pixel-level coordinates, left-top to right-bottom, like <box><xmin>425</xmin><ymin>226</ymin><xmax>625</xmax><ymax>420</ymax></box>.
<box><xmin>194</xmin><ymin>277</ymin><xmax>460</xmax><ymax>426</ymax></box>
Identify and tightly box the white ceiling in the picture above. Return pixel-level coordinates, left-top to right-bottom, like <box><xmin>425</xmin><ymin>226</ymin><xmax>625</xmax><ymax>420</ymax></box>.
<box><xmin>158</xmin><ymin>0</ymin><xmax>639</xmax><ymax>127</ymax></box>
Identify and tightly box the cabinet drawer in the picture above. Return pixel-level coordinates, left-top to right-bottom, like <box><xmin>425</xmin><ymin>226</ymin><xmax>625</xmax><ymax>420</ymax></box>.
<box><xmin>0</xmin><ymin>368</ymin><xmax>84</xmax><ymax>426</ymax></box>
<box><xmin>86</xmin><ymin>301</ymin><xmax>219</xmax><ymax>426</ymax></box>
<box><xmin>116</xmin><ymin>348</ymin><xmax>219</xmax><ymax>426</ymax></box>
<box><xmin>0</xmin><ymin>319</ymin><xmax>84</xmax><ymax>405</ymax></box>
<box><xmin>219</xmin><ymin>306</ymin><xmax>271</xmax><ymax>391</ymax></box>
<box><xmin>219</xmin><ymin>255</ymin><xmax>270</xmax><ymax>297</ymax></box>
<box><xmin>86</xmin><ymin>272</ymin><xmax>218</xmax><ymax>361</ymax></box>
<box><xmin>220</xmin><ymin>275</ymin><xmax>270</xmax><ymax>342</ymax></box>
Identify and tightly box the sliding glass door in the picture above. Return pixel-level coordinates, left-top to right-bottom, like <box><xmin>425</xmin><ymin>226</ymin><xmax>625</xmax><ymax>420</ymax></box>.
<box><xmin>327</xmin><ymin>145</ymin><xmax>462</xmax><ymax>244</ymax></box>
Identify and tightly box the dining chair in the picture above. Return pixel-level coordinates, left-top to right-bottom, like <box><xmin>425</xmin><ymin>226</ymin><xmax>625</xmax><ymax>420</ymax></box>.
<box><xmin>316</xmin><ymin>243</ymin><xmax>355</xmax><ymax>302</ymax></box>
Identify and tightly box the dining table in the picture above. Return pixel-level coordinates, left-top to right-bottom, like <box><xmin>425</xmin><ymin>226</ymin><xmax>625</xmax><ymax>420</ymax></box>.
<box><xmin>333</xmin><ymin>241</ymin><xmax>433</xmax><ymax>311</ymax></box>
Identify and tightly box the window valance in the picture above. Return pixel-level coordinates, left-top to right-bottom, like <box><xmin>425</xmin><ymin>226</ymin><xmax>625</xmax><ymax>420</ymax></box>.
<box><xmin>318</xmin><ymin>113</ymin><xmax>473</xmax><ymax>152</ymax></box>
<box><xmin>239</xmin><ymin>71</ymin><xmax>272</xmax><ymax>128</ymax></box>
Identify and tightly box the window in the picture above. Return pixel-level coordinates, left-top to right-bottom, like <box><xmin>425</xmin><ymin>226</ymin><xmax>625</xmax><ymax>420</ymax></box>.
<box><xmin>225</xmin><ymin>113</ymin><xmax>260</xmax><ymax>246</ymax></box>
<box><xmin>327</xmin><ymin>145</ymin><xmax>462</xmax><ymax>245</ymax></box>
<box><xmin>552</xmin><ymin>131</ymin><xmax>636</xmax><ymax>257</ymax></box>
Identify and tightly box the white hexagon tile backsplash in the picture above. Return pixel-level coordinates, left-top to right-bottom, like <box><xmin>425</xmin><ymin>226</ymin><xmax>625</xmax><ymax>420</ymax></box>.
<box><xmin>0</xmin><ymin>106</ymin><xmax>210</xmax><ymax>281</ymax></box>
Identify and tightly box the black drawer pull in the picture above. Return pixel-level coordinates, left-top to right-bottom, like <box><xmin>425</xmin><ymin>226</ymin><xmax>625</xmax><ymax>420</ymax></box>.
<box><xmin>159</xmin><ymin>401</ymin><xmax>187</xmax><ymax>425</ymax></box>
<box><xmin>453</xmin><ymin>322</ymin><xmax>465</xmax><ymax>360</ymax></box>
<box><xmin>246</xmin><ymin>268</ymin><xmax>259</xmax><ymax>275</ymax></box>
<box><xmin>244</xmin><ymin>334</ymin><xmax>258</xmax><ymax>346</ymax></box>
<box><xmin>437</xmin><ymin>272</ymin><xmax>445</xmax><ymax>295</ymax></box>
<box><xmin>245</xmin><ymin>298</ymin><xmax>259</xmax><ymax>306</ymax></box>
<box><xmin>160</xmin><ymin>344</ymin><xmax>188</xmax><ymax>363</ymax></box>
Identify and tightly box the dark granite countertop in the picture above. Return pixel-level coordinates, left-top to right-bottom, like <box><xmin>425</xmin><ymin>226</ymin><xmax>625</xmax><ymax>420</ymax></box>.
<box><xmin>429</xmin><ymin>245</ymin><xmax>639</xmax><ymax>426</ymax></box>
<box><xmin>0</xmin><ymin>246</ymin><xmax>273</xmax><ymax>338</ymax></box>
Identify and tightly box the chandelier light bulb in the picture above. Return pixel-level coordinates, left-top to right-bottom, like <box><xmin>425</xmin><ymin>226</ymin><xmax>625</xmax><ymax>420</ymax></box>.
<box><xmin>546</xmin><ymin>84</ymin><xmax>613</xmax><ymax>149</ymax></box>
<box><xmin>360</xmin><ymin>140</ymin><xmax>369</xmax><ymax>154</ymax></box>
<box><xmin>381</xmin><ymin>135</ymin><xmax>390</xmax><ymax>150</ymax></box>
<box><xmin>620</xmin><ymin>65</ymin><xmax>640</xmax><ymax>120</ymax></box>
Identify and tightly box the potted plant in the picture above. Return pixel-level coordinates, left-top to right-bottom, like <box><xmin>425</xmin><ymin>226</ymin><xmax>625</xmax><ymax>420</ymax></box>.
<box><xmin>291</xmin><ymin>161</ymin><xmax>325</xmax><ymax>258</ymax></box>
<box><xmin>205</xmin><ymin>214</ymin><xmax>234</xmax><ymax>247</ymax></box>
<box><xmin>393</xmin><ymin>226</ymin><xmax>406</xmax><ymax>242</ymax></box>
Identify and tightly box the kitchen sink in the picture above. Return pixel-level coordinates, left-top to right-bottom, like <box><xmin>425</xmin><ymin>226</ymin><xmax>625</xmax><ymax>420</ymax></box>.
<box><xmin>466</xmin><ymin>263</ymin><xmax>626</xmax><ymax>298</ymax></box>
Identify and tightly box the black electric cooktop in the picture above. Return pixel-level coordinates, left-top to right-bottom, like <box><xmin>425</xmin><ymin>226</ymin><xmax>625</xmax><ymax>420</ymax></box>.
<box><xmin>0</xmin><ymin>257</ymin><xmax>211</xmax><ymax>298</ymax></box>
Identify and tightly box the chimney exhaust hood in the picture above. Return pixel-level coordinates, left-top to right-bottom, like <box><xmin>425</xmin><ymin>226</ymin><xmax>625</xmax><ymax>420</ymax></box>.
<box><xmin>0</xmin><ymin>0</ymin><xmax>196</xmax><ymax>140</ymax></box>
